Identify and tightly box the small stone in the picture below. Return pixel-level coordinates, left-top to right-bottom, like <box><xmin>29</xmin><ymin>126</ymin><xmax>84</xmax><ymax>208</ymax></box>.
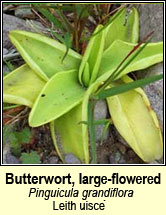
<box><xmin>47</xmin><ymin>156</ymin><xmax>59</xmax><ymax>164</ymax></box>
<box><xmin>109</xmin><ymin>154</ymin><xmax>116</xmax><ymax>164</ymax></box>
<box><xmin>3</xmin><ymin>13</ymin><xmax>48</xmax><ymax>49</ymax></box>
<box><xmin>136</xmin><ymin>4</ymin><xmax>163</xmax><ymax>133</ymax></box>
<box><xmin>118</xmin><ymin>156</ymin><xmax>126</xmax><ymax>164</ymax></box>
<box><xmin>5</xmin><ymin>152</ymin><xmax>20</xmax><ymax>164</ymax></box>
<box><xmin>3</xmin><ymin>13</ymin><xmax>31</xmax><ymax>49</ymax></box>
<box><xmin>65</xmin><ymin>154</ymin><xmax>81</xmax><ymax>164</ymax></box>
<box><xmin>94</xmin><ymin>100</ymin><xmax>109</xmax><ymax>142</ymax></box>
<box><xmin>143</xmin><ymin>81</ymin><xmax>163</xmax><ymax>132</ymax></box>
<box><xmin>3</xmin><ymin>141</ymin><xmax>10</xmax><ymax>164</ymax></box>
<box><xmin>15</xmin><ymin>6</ymin><xmax>35</xmax><ymax>19</ymax></box>
<box><xmin>114</xmin><ymin>151</ymin><xmax>121</xmax><ymax>163</ymax></box>
<box><xmin>138</xmin><ymin>4</ymin><xmax>163</xmax><ymax>42</ymax></box>
<box><xmin>109</xmin><ymin>151</ymin><xmax>123</xmax><ymax>164</ymax></box>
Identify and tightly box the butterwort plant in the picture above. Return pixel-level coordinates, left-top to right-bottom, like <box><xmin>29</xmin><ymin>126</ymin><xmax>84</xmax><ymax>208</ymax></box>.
<box><xmin>3</xmin><ymin>7</ymin><xmax>163</xmax><ymax>163</ymax></box>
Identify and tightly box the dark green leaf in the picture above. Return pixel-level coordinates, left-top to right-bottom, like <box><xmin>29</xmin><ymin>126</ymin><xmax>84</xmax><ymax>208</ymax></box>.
<box><xmin>10</xmin><ymin>133</ymin><xmax>21</xmax><ymax>157</ymax></box>
<box><xmin>20</xmin><ymin>151</ymin><xmax>40</xmax><ymax>164</ymax></box>
<box><xmin>56</xmin><ymin>6</ymin><xmax>73</xmax><ymax>33</ymax></box>
<box><xmin>62</xmin><ymin>32</ymin><xmax>72</xmax><ymax>62</ymax></box>
<box><xmin>79</xmin><ymin>119</ymin><xmax>110</xmax><ymax>125</ymax></box>
<box><xmin>34</xmin><ymin>6</ymin><xmax>65</xmax><ymax>31</ymax></box>
<box><xmin>77</xmin><ymin>5</ymin><xmax>89</xmax><ymax>19</ymax></box>
<box><xmin>3</xmin><ymin>125</ymin><xmax>21</xmax><ymax>157</ymax></box>
<box><xmin>16</xmin><ymin>127</ymin><xmax>32</xmax><ymax>143</ymax></box>
<box><xmin>4</xmin><ymin>126</ymin><xmax>32</xmax><ymax>157</ymax></box>
<box><xmin>75</xmin><ymin>5</ymin><xmax>82</xmax><ymax>16</ymax></box>
<box><xmin>100</xmin><ymin>120</ymin><xmax>110</xmax><ymax>145</ymax></box>
<box><xmin>3</xmin><ymin>125</ymin><xmax>14</xmax><ymax>145</ymax></box>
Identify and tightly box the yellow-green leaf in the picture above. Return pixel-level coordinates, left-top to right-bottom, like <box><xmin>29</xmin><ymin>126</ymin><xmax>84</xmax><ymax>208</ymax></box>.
<box><xmin>3</xmin><ymin>64</ymin><xmax>46</xmax><ymax>108</ymax></box>
<box><xmin>78</xmin><ymin>25</ymin><xmax>105</xmax><ymax>86</ymax></box>
<box><xmin>82</xmin><ymin>62</ymin><xmax>90</xmax><ymax>87</ymax></box>
<box><xmin>106</xmin><ymin>76</ymin><xmax>163</xmax><ymax>162</ymax></box>
<box><xmin>104</xmin><ymin>7</ymin><xmax>139</xmax><ymax>50</ymax></box>
<box><xmin>98</xmin><ymin>40</ymin><xmax>163</xmax><ymax>79</ymax></box>
<box><xmin>29</xmin><ymin>69</ymin><xmax>85</xmax><ymax>127</ymax></box>
<box><xmin>50</xmin><ymin>121</ymin><xmax>65</xmax><ymax>162</ymax></box>
<box><xmin>9</xmin><ymin>30</ymin><xmax>81</xmax><ymax>81</ymax></box>
<box><xmin>51</xmin><ymin>103</ymin><xmax>89</xmax><ymax>163</ymax></box>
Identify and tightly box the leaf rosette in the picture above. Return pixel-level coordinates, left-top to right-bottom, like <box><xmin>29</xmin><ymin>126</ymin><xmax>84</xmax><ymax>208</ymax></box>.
<box><xmin>3</xmin><ymin>7</ymin><xmax>163</xmax><ymax>163</ymax></box>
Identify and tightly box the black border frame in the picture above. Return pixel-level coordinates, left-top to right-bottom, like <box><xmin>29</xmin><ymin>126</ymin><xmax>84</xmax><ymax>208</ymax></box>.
<box><xmin>1</xmin><ymin>1</ymin><xmax>165</xmax><ymax>166</ymax></box>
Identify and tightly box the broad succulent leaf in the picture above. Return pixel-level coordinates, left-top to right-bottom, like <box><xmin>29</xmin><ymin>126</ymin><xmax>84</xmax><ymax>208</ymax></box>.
<box><xmin>51</xmin><ymin>103</ymin><xmax>89</xmax><ymax>163</ymax></box>
<box><xmin>9</xmin><ymin>30</ymin><xmax>81</xmax><ymax>81</ymax></box>
<box><xmin>98</xmin><ymin>40</ymin><xmax>163</xmax><ymax>79</ymax></box>
<box><xmin>104</xmin><ymin>7</ymin><xmax>139</xmax><ymax>49</ymax></box>
<box><xmin>49</xmin><ymin>65</ymin><xmax>107</xmax><ymax>164</ymax></box>
<box><xmin>3</xmin><ymin>64</ymin><xmax>46</xmax><ymax>107</ymax></box>
<box><xmin>29</xmin><ymin>69</ymin><xmax>85</xmax><ymax>127</ymax></box>
<box><xmin>78</xmin><ymin>25</ymin><xmax>105</xmax><ymax>86</ymax></box>
<box><xmin>106</xmin><ymin>75</ymin><xmax>163</xmax><ymax>162</ymax></box>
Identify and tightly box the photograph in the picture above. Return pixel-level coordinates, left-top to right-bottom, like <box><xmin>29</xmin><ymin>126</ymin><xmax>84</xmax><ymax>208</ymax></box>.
<box><xmin>2</xmin><ymin>2</ymin><xmax>164</xmax><ymax>165</ymax></box>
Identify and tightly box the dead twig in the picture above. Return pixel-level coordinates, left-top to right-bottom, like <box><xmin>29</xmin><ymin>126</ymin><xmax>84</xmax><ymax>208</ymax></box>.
<box><xmin>99</xmin><ymin>4</ymin><xmax>126</xmax><ymax>24</ymax></box>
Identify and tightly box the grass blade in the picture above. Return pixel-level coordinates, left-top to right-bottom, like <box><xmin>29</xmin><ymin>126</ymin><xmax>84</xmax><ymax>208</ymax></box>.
<box><xmin>95</xmin><ymin>74</ymin><xmax>163</xmax><ymax>100</ymax></box>
<box><xmin>62</xmin><ymin>32</ymin><xmax>72</xmax><ymax>62</ymax></box>
<box><xmin>79</xmin><ymin>119</ymin><xmax>110</xmax><ymax>125</ymax></box>
<box><xmin>34</xmin><ymin>5</ymin><xmax>65</xmax><ymax>31</ymax></box>
<box><xmin>3</xmin><ymin>104</ymin><xmax>21</xmax><ymax>110</ymax></box>
<box><xmin>100</xmin><ymin>120</ymin><xmax>110</xmax><ymax>145</ymax></box>
<box><xmin>56</xmin><ymin>5</ymin><xmax>73</xmax><ymax>33</ymax></box>
<box><xmin>88</xmin><ymin>100</ymin><xmax>97</xmax><ymax>164</ymax></box>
